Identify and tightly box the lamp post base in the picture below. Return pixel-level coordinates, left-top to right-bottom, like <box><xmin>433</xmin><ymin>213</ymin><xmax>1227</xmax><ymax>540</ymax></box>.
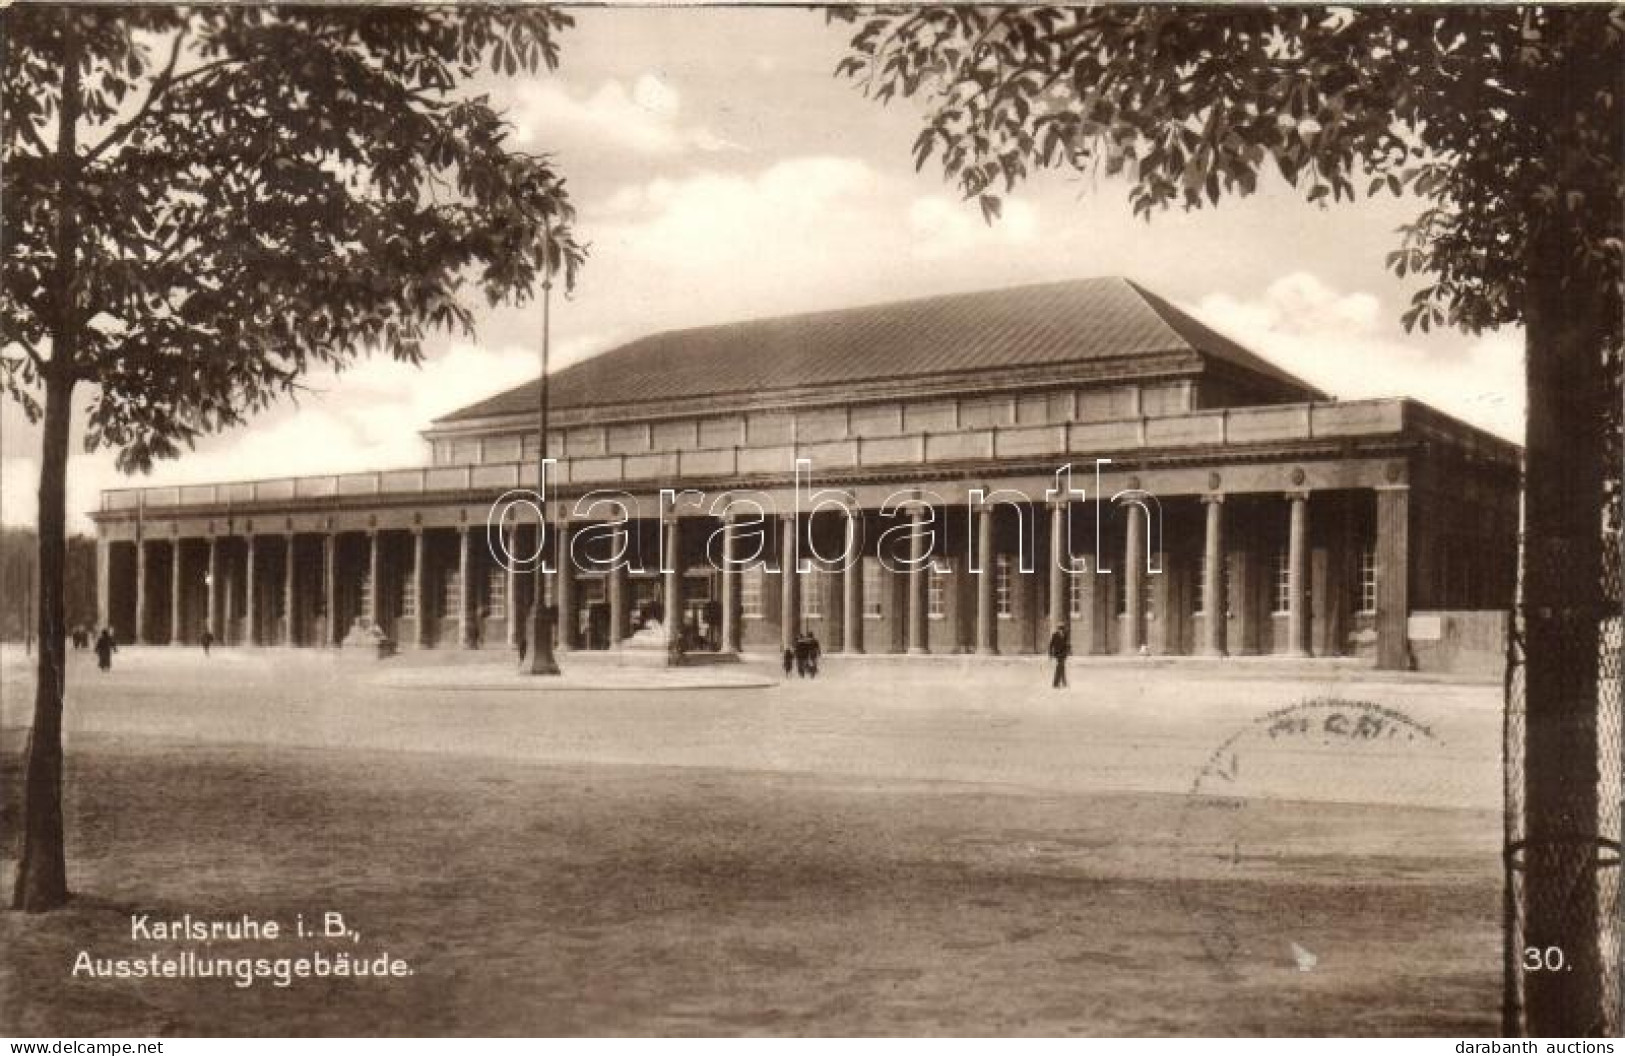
<box><xmin>526</xmin><ymin>609</ymin><xmax>561</xmax><ymax>676</ymax></box>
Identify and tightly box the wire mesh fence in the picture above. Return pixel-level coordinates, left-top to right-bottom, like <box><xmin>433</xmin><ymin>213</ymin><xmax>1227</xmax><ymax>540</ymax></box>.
<box><xmin>1502</xmin><ymin>348</ymin><xmax>1625</xmax><ymax>1036</ymax></box>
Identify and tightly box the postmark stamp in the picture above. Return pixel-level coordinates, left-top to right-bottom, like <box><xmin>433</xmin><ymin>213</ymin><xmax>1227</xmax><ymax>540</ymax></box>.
<box><xmin>1173</xmin><ymin>697</ymin><xmax>1450</xmax><ymax>977</ymax></box>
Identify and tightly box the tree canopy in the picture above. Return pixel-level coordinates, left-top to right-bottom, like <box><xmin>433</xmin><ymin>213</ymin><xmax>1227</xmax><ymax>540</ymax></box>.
<box><xmin>833</xmin><ymin>6</ymin><xmax>1622</xmax><ymax>339</ymax></box>
<box><xmin>2</xmin><ymin>4</ymin><xmax>585</xmax><ymax>471</ymax></box>
<box><xmin>2</xmin><ymin>3</ymin><xmax>586</xmax><ymax>914</ymax></box>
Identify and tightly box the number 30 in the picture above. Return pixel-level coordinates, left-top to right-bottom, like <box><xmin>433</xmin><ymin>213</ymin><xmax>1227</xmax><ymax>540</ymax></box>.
<box><xmin>1524</xmin><ymin>946</ymin><xmax>1567</xmax><ymax>971</ymax></box>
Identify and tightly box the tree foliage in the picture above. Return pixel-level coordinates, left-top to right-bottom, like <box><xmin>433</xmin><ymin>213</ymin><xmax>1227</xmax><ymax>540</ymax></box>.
<box><xmin>833</xmin><ymin>5</ymin><xmax>1622</xmax><ymax>339</ymax></box>
<box><xmin>2</xmin><ymin>4</ymin><xmax>585</xmax><ymax>471</ymax></box>
<box><xmin>2</xmin><ymin>3</ymin><xmax>585</xmax><ymax>914</ymax></box>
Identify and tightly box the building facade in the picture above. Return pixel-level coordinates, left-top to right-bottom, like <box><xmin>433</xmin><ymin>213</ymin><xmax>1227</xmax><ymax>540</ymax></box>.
<box><xmin>90</xmin><ymin>277</ymin><xmax>1521</xmax><ymax>670</ymax></box>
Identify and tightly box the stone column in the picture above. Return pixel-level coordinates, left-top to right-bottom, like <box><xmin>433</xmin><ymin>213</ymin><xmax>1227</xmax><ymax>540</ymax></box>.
<box><xmin>555</xmin><ymin>521</ymin><xmax>577</xmax><ymax>652</ymax></box>
<box><xmin>244</xmin><ymin>534</ymin><xmax>258</xmax><ymax>646</ymax></box>
<box><xmin>975</xmin><ymin>504</ymin><xmax>997</xmax><ymax>655</ymax></box>
<box><xmin>1201</xmin><ymin>496</ymin><xmax>1226</xmax><ymax>657</ymax></box>
<box><xmin>663</xmin><ymin>513</ymin><xmax>684</xmax><ymax>660</ymax></box>
<box><xmin>457</xmin><ymin>525</ymin><xmax>472</xmax><ymax>648</ymax></box>
<box><xmin>95</xmin><ymin>538</ymin><xmax>110</xmax><ymax>631</ymax></box>
<box><xmin>205</xmin><ymin>536</ymin><xmax>220</xmax><ymax>640</ymax></box>
<box><xmin>1047</xmin><ymin>501</ymin><xmax>1068</xmax><ymax>635</ymax></box>
<box><xmin>366</xmin><ymin>530</ymin><xmax>381</xmax><ymax>630</ymax></box>
<box><xmin>170</xmin><ymin>537</ymin><xmax>183</xmax><ymax>645</ymax></box>
<box><xmin>411</xmin><ymin>528</ymin><xmax>428</xmax><ymax>648</ymax></box>
<box><xmin>1375</xmin><ymin>486</ymin><xmax>1410</xmax><ymax>670</ymax></box>
<box><xmin>720</xmin><ymin>516</ymin><xmax>741</xmax><ymax>655</ymax></box>
<box><xmin>1286</xmin><ymin>491</ymin><xmax>1310</xmax><ymax>657</ymax></box>
<box><xmin>323</xmin><ymin>533</ymin><xmax>337</xmax><ymax>647</ymax></box>
<box><xmin>907</xmin><ymin>507</ymin><xmax>930</xmax><ymax>654</ymax></box>
<box><xmin>780</xmin><ymin>514</ymin><xmax>800</xmax><ymax>651</ymax></box>
<box><xmin>608</xmin><ymin>523</ymin><xmax>630</xmax><ymax>645</ymax></box>
<box><xmin>283</xmin><ymin>534</ymin><xmax>297</xmax><ymax>646</ymax></box>
<box><xmin>134</xmin><ymin>538</ymin><xmax>148</xmax><ymax>644</ymax></box>
<box><xmin>842</xmin><ymin>510</ymin><xmax>864</xmax><ymax>654</ymax></box>
<box><xmin>505</xmin><ymin>525</ymin><xmax>521</xmax><ymax>648</ymax></box>
<box><xmin>1123</xmin><ymin>502</ymin><xmax>1146</xmax><ymax>654</ymax></box>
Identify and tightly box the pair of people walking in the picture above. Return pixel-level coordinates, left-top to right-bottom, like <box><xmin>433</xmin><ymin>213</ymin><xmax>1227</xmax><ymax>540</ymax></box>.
<box><xmin>783</xmin><ymin>631</ymin><xmax>822</xmax><ymax>679</ymax></box>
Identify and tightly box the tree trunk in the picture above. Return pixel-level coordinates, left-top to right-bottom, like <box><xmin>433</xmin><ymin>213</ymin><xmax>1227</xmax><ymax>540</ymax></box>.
<box><xmin>1519</xmin><ymin>222</ymin><xmax>1611</xmax><ymax>1034</ymax></box>
<box><xmin>12</xmin><ymin>11</ymin><xmax>80</xmax><ymax>913</ymax></box>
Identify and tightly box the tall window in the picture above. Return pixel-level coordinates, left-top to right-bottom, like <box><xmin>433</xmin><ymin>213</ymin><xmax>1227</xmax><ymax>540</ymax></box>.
<box><xmin>401</xmin><ymin>567</ymin><xmax>417</xmax><ymax>618</ymax></box>
<box><xmin>1068</xmin><ymin>557</ymin><xmax>1088</xmax><ymax>618</ymax></box>
<box><xmin>486</xmin><ymin>566</ymin><xmax>506</xmax><ymax>620</ymax></box>
<box><xmin>1359</xmin><ymin>544</ymin><xmax>1379</xmax><ymax>614</ymax></box>
<box><xmin>801</xmin><ymin>570</ymin><xmax>823</xmax><ymax>619</ymax></box>
<box><xmin>927</xmin><ymin>563</ymin><xmax>947</xmax><ymax>619</ymax></box>
<box><xmin>1114</xmin><ymin>566</ymin><xmax>1157</xmax><ymax>619</ymax></box>
<box><xmin>741</xmin><ymin>567</ymin><xmax>763</xmax><ymax>619</ymax></box>
<box><xmin>995</xmin><ymin>554</ymin><xmax>1013</xmax><ymax>618</ymax></box>
<box><xmin>863</xmin><ymin>561</ymin><xmax>883</xmax><ymax>618</ymax></box>
<box><xmin>1273</xmin><ymin>546</ymin><xmax>1292</xmax><ymax>615</ymax></box>
<box><xmin>441</xmin><ymin>568</ymin><xmax>460</xmax><ymax>618</ymax></box>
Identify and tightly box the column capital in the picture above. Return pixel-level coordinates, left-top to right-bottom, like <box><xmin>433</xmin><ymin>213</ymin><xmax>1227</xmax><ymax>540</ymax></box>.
<box><xmin>1200</xmin><ymin>493</ymin><xmax>1226</xmax><ymax>506</ymax></box>
<box><xmin>1284</xmin><ymin>489</ymin><xmax>1312</xmax><ymax>503</ymax></box>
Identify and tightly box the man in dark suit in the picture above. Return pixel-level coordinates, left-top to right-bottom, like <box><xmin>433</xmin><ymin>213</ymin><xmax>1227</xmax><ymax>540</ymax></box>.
<box><xmin>1047</xmin><ymin>625</ymin><xmax>1070</xmax><ymax>689</ymax></box>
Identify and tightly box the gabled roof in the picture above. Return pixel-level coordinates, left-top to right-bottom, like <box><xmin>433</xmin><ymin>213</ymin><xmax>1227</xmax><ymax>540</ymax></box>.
<box><xmin>436</xmin><ymin>276</ymin><xmax>1324</xmax><ymax>424</ymax></box>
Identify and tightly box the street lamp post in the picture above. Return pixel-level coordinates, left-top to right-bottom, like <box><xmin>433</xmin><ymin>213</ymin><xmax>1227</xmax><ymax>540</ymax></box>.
<box><xmin>527</xmin><ymin>227</ymin><xmax>561</xmax><ymax>676</ymax></box>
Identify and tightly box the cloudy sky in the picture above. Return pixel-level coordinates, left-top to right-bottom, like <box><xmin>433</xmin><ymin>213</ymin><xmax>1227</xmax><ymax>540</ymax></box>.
<box><xmin>1</xmin><ymin>7</ymin><xmax>1525</xmax><ymax>533</ymax></box>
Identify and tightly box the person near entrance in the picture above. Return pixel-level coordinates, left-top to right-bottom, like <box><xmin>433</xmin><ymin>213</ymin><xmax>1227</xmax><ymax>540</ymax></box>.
<box><xmin>1048</xmin><ymin>625</ymin><xmax>1070</xmax><ymax>689</ymax></box>
<box><xmin>95</xmin><ymin>628</ymin><xmax>117</xmax><ymax>672</ymax></box>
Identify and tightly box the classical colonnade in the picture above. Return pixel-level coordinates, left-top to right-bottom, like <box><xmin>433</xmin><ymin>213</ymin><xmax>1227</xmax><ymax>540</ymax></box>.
<box><xmin>100</xmin><ymin>485</ymin><xmax>1402</xmax><ymax>663</ymax></box>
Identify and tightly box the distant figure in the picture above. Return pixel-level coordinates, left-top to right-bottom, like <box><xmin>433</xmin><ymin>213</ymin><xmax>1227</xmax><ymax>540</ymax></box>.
<box><xmin>94</xmin><ymin>628</ymin><xmax>117</xmax><ymax>672</ymax></box>
<box><xmin>470</xmin><ymin>607</ymin><xmax>486</xmax><ymax>649</ymax></box>
<box><xmin>1047</xmin><ymin>625</ymin><xmax>1070</xmax><ymax>689</ymax></box>
<box><xmin>793</xmin><ymin>631</ymin><xmax>821</xmax><ymax>678</ymax></box>
<box><xmin>517</xmin><ymin>621</ymin><xmax>528</xmax><ymax>665</ymax></box>
<box><xmin>200</xmin><ymin>628</ymin><xmax>215</xmax><ymax>657</ymax></box>
<box><xmin>781</xmin><ymin>646</ymin><xmax>794</xmax><ymax>679</ymax></box>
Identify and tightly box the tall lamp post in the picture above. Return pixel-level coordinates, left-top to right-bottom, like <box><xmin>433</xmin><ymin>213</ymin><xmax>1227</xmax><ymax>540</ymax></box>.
<box><xmin>527</xmin><ymin>226</ymin><xmax>561</xmax><ymax>676</ymax></box>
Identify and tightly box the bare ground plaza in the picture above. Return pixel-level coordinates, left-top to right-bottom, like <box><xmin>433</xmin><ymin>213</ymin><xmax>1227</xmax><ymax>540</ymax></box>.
<box><xmin>1</xmin><ymin>643</ymin><xmax>1502</xmax><ymax>1036</ymax></box>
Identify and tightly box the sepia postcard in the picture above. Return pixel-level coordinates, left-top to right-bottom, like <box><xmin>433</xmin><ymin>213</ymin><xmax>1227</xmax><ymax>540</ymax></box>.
<box><xmin>2</xmin><ymin>2</ymin><xmax>1621</xmax><ymax>1044</ymax></box>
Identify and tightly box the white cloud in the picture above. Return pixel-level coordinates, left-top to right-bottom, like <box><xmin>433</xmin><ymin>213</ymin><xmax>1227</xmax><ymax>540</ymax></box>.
<box><xmin>0</xmin><ymin>337</ymin><xmax>614</xmax><ymax>533</ymax></box>
<box><xmin>1190</xmin><ymin>272</ymin><xmax>1524</xmax><ymax>442</ymax></box>
<box><xmin>507</xmin><ymin>73</ymin><xmax>740</xmax><ymax>156</ymax></box>
<box><xmin>596</xmin><ymin>156</ymin><xmax>878</xmax><ymax>273</ymax></box>
<box><xmin>581</xmin><ymin>157</ymin><xmax>1066</xmax><ymax>325</ymax></box>
<box><xmin>907</xmin><ymin>194</ymin><xmax>1040</xmax><ymax>260</ymax></box>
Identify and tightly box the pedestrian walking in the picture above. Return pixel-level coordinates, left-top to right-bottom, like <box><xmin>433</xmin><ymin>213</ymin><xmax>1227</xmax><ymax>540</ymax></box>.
<box><xmin>1048</xmin><ymin>625</ymin><xmax>1070</xmax><ymax>688</ymax></box>
<box><xmin>781</xmin><ymin>645</ymin><xmax>794</xmax><ymax>679</ymax></box>
<box><xmin>94</xmin><ymin>628</ymin><xmax>117</xmax><ymax>672</ymax></box>
<box><xmin>805</xmin><ymin>632</ymin><xmax>822</xmax><ymax>678</ymax></box>
<box><xmin>200</xmin><ymin>628</ymin><xmax>214</xmax><ymax>657</ymax></box>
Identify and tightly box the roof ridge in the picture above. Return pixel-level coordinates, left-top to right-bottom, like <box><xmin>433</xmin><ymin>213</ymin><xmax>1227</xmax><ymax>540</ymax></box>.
<box><xmin>620</xmin><ymin>274</ymin><xmax>1131</xmax><ymax>349</ymax></box>
<box><xmin>433</xmin><ymin>276</ymin><xmax>1324</xmax><ymax>424</ymax></box>
<box><xmin>1122</xmin><ymin>279</ymin><xmax>1328</xmax><ymax>400</ymax></box>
